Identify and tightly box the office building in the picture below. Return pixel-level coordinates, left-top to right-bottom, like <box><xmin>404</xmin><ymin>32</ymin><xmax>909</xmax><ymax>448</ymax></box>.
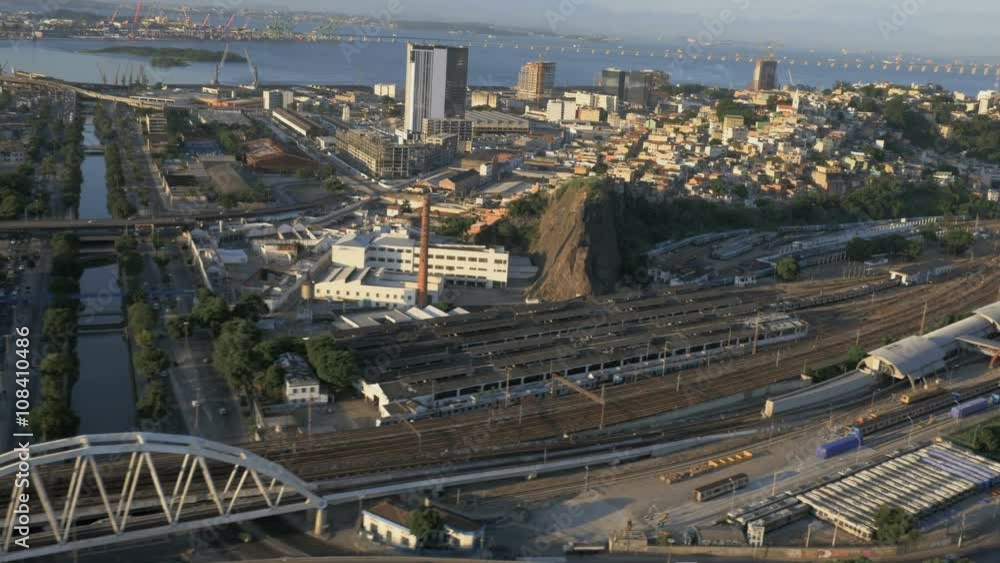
<box><xmin>752</xmin><ymin>59</ymin><xmax>778</xmax><ymax>91</ymax></box>
<box><xmin>565</xmin><ymin>91</ymin><xmax>620</xmax><ymax>114</ymax></box>
<box><xmin>404</xmin><ymin>44</ymin><xmax>469</xmax><ymax>136</ymax></box>
<box><xmin>545</xmin><ymin>99</ymin><xmax>578</xmax><ymax>123</ymax></box>
<box><xmin>515</xmin><ymin>59</ymin><xmax>556</xmax><ymax>105</ymax></box>
<box><xmin>977</xmin><ymin>91</ymin><xmax>994</xmax><ymax>115</ymax></box>
<box><xmin>263</xmin><ymin>89</ymin><xmax>293</xmax><ymax>111</ymax></box>
<box><xmin>374</xmin><ymin>83</ymin><xmax>398</xmax><ymax>99</ymax></box>
<box><xmin>599</xmin><ymin>68</ymin><xmax>627</xmax><ymax>99</ymax></box>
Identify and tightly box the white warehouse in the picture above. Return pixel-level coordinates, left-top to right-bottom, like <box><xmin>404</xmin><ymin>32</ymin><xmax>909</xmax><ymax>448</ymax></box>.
<box><xmin>330</xmin><ymin>226</ymin><xmax>510</xmax><ymax>288</ymax></box>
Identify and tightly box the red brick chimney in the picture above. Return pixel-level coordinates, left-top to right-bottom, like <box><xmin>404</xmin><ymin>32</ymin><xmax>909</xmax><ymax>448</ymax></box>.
<box><xmin>417</xmin><ymin>194</ymin><xmax>431</xmax><ymax>307</ymax></box>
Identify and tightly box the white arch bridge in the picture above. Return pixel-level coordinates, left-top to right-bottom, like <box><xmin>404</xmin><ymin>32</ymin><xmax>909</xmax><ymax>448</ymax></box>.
<box><xmin>1</xmin><ymin>433</ymin><xmax>327</xmax><ymax>561</ymax></box>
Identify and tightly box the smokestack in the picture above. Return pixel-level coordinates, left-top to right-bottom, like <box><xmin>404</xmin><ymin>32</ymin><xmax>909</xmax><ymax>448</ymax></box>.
<box><xmin>417</xmin><ymin>195</ymin><xmax>431</xmax><ymax>307</ymax></box>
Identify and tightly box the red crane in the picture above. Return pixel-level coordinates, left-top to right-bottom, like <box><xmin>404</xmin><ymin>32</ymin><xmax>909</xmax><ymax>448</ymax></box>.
<box><xmin>225</xmin><ymin>12</ymin><xmax>236</xmax><ymax>29</ymax></box>
<box><xmin>201</xmin><ymin>13</ymin><xmax>210</xmax><ymax>27</ymax></box>
<box><xmin>133</xmin><ymin>1</ymin><xmax>142</xmax><ymax>26</ymax></box>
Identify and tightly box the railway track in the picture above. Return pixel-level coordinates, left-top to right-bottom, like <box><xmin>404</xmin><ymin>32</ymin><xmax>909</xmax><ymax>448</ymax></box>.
<box><xmin>8</xmin><ymin>261</ymin><xmax>998</xmax><ymax>512</ymax></box>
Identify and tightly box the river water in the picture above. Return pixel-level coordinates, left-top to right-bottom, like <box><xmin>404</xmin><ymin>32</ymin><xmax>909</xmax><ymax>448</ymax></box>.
<box><xmin>2</xmin><ymin>35</ymin><xmax>998</xmax><ymax>95</ymax></box>
<box><xmin>69</xmin><ymin>117</ymin><xmax>136</xmax><ymax>434</ymax></box>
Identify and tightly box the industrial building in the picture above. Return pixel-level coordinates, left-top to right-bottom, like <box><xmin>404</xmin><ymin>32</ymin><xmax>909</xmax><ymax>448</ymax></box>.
<box><xmin>272</xmin><ymin>107</ymin><xmax>324</xmax><ymax>138</ymax></box>
<box><xmin>404</xmin><ymin>43</ymin><xmax>468</xmax><ymax>137</ymax></box>
<box><xmin>311</xmin><ymin>265</ymin><xmax>444</xmax><ymax>309</ymax></box>
<box><xmin>466</xmin><ymin>110</ymin><xmax>532</xmax><ymax>136</ymax></box>
<box><xmin>422</xmin><ymin>118</ymin><xmax>474</xmax><ymax>142</ymax></box>
<box><xmin>728</xmin><ymin>443</ymin><xmax>1000</xmax><ymax>544</ymax></box>
<box><xmin>329</xmin><ymin>225</ymin><xmax>510</xmax><ymax>288</ymax></box>
<box><xmin>277</xmin><ymin>353</ymin><xmax>329</xmax><ymax>404</ymax></box>
<box><xmin>798</xmin><ymin>442</ymin><xmax>1000</xmax><ymax>541</ymax></box>
<box><xmin>323</xmin><ymin>289</ymin><xmax>808</xmax><ymax>422</ymax></box>
<box><xmin>243</xmin><ymin>138</ymin><xmax>317</xmax><ymax>173</ymax></box>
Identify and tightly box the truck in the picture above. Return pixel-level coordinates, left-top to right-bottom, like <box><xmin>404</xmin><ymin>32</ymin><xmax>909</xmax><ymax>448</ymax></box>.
<box><xmin>816</xmin><ymin>434</ymin><xmax>862</xmax><ymax>459</ymax></box>
<box><xmin>950</xmin><ymin>398</ymin><xmax>990</xmax><ymax>420</ymax></box>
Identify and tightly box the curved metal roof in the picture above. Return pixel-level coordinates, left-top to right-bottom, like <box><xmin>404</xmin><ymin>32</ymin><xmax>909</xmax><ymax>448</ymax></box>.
<box><xmin>975</xmin><ymin>302</ymin><xmax>1000</xmax><ymax>329</ymax></box>
<box><xmin>863</xmin><ymin>335</ymin><xmax>946</xmax><ymax>380</ymax></box>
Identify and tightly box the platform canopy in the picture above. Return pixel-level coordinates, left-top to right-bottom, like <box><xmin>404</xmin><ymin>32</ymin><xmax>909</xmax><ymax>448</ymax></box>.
<box><xmin>975</xmin><ymin>302</ymin><xmax>1000</xmax><ymax>331</ymax></box>
<box><xmin>860</xmin><ymin>335</ymin><xmax>947</xmax><ymax>381</ymax></box>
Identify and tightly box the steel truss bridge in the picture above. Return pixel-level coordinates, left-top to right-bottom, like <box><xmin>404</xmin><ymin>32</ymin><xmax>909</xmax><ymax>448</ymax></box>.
<box><xmin>1</xmin><ymin>433</ymin><xmax>327</xmax><ymax>561</ymax></box>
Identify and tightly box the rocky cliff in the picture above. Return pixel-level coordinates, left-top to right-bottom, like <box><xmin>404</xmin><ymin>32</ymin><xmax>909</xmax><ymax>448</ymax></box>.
<box><xmin>527</xmin><ymin>181</ymin><xmax>622</xmax><ymax>301</ymax></box>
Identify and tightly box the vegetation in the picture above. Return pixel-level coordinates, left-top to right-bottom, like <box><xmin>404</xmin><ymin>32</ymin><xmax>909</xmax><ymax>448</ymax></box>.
<box><xmin>951</xmin><ymin>415</ymin><xmax>1000</xmax><ymax>459</ymax></box>
<box><xmin>437</xmin><ymin>215</ymin><xmax>476</xmax><ymax>238</ymax></box>
<box><xmin>94</xmin><ymin>104</ymin><xmax>135</xmax><ymax>219</ymax></box>
<box><xmin>305</xmin><ymin>335</ymin><xmax>360</xmax><ymax>392</ymax></box>
<box><xmin>950</xmin><ymin>117</ymin><xmax>1000</xmax><ymax>163</ymax></box>
<box><xmin>941</xmin><ymin>229</ymin><xmax>974</xmax><ymax>255</ymax></box>
<box><xmin>33</xmin><ymin>234</ymin><xmax>83</xmax><ymax>440</ymax></box>
<box><xmin>86</xmin><ymin>46</ymin><xmax>247</xmax><ymax>67</ymax></box>
<box><xmin>775</xmin><ymin>257</ymin><xmax>799</xmax><ymax>281</ymax></box>
<box><xmin>407</xmin><ymin>507</ymin><xmax>444</xmax><ymax>547</ymax></box>
<box><xmin>872</xmin><ymin>504</ymin><xmax>918</xmax><ymax>544</ymax></box>
<box><xmin>806</xmin><ymin>345</ymin><xmax>867</xmax><ymax>383</ymax></box>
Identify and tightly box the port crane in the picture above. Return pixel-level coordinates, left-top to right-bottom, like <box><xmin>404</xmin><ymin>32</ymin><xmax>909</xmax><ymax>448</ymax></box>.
<box><xmin>242</xmin><ymin>48</ymin><xmax>259</xmax><ymax>90</ymax></box>
<box><xmin>109</xmin><ymin>5</ymin><xmax>120</xmax><ymax>26</ymax></box>
<box><xmin>201</xmin><ymin>13</ymin><xmax>210</xmax><ymax>27</ymax></box>
<box><xmin>133</xmin><ymin>0</ymin><xmax>142</xmax><ymax>28</ymax></box>
<box><xmin>212</xmin><ymin>42</ymin><xmax>230</xmax><ymax>86</ymax></box>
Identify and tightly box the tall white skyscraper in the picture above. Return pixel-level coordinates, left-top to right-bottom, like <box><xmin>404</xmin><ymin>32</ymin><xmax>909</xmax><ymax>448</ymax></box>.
<box><xmin>403</xmin><ymin>44</ymin><xmax>468</xmax><ymax>137</ymax></box>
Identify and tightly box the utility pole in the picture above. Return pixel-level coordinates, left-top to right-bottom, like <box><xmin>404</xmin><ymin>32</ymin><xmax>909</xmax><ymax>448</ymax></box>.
<box><xmin>752</xmin><ymin>314</ymin><xmax>761</xmax><ymax>355</ymax></box>
<box><xmin>919</xmin><ymin>301</ymin><xmax>928</xmax><ymax>335</ymax></box>
<box><xmin>599</xmin><ymin>385</ymin><xmax>606</xmax><ymax>430</ymax></box>
<box><xmin>957</xmin><ymin>512</ymin><xmax>967</xmax><ymax>547</ymax></box>
<box><xmin>804</xmin><ymin>522</ymin><xmax>815</xmax><ymax>548</ymax></box>
<box><xmin>504</xmin><ymin>367</ymin><xmax>511</xmax><ymax>407</ymax></box>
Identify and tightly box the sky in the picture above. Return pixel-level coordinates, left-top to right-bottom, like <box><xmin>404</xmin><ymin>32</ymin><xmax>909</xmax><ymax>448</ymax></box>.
<box><xmin>87</xmin><ymin>0</ymin><xmax>999</xmax><ymax>57</ymax></box>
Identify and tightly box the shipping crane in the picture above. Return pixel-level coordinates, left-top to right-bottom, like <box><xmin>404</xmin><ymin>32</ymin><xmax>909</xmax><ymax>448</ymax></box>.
<box><xmin>201</xmin><ymin>13</ymin><xmax>210</xmax><ymax>27</ymax></box>
<box><xmin>180</xmin><ymin>6</ymin><xmax>191</xmax><ymax>26</ymax></box>
<box><xmin>243</xmin><ymin>48</ymin><xmax>259</xmax><ymax>90</ymax></box>
<box><xmin>225</xmin><ymin>12</ymin><xmax>236</xmax><ymax>29</ymax></box>
<box><xmin>212</xmin><ymin>42</ymin><xmax>230</xmax><ymax>86</ymax></box>
<box><xmin>109</xmin><ymin>5</ymin><xmax>120</xmax><ymax>25</ymax></box>
<box><xmin>133</xmin><ymin>0</ymin><xmax>142</xmax><ymax>27</ymax></box>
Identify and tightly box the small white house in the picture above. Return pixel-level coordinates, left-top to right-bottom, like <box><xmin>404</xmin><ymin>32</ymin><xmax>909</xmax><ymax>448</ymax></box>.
<box><xmin>277</xmin><ymin>353</ymin><xmax>329</xmax><ymax>404</ymax></box>
<box><xmin>362</xmin><ymin>500</ymin><xmax>485</xmax><ymax>552</ymax></box>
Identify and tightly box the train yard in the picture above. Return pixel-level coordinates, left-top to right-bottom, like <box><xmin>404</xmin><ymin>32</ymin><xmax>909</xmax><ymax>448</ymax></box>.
<box><xmin>252</xmin><ymin>257</ymin><xmax>1000</xmax><ymax>481</ymax></box>
<box><xmin>5</xmin><ymin>255</ymin><xmax>1000</xmax><ymax>558</ymax></box>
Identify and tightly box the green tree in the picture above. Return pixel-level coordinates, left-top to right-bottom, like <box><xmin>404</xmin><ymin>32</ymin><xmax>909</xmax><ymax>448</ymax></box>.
<box><xmin>192</xmin><ymin>289</ymin><xmax>231</xmax><ymax>334</ymax></box>
<box><xmin>942</xmin><ymin>229</ymin><xmax>974</xmax><ymax>255</ymax></box>
<box><xmin>873</xmin><ymin>504</ymin><xmax>918</xmax><ymax>545</ymax></box>
<box><xmin>136</xmin><ymin>347</ymin><xmax>170</xmax><ymax>380</ymax></box>
<box><xmin>128</xmin><ymin>302</ymin><xmax>157</xmax><ymax>332</ymax></box>
<box><xmin>232</xmin><ymin>294</ymin><xmax>269</xmax><ymax>321</ymax></box>
<box><xmin>137</xmin><ymin>381</ymin><xmax>171</xmax><ymax>420</ymax></box>
<box><xmin>31</xmin><ymin>400</ymin><xmax>80</xmax><ymax>441</ymax></box>
<box><xmin>166</xmin><ymin>316</ymin><xmax>194</xmax><ymax>339</ymax></box>
<box><xmin>407</xmin><ymin>507</ymin><xmax>444</xmax><ymax>547</ymax></box>
<box><xmin>305</xmin><ymin>336</ymin><xmax>360</xmax><ymax>392</ymax></box>
<box><xmin>43</xmin><ymin>308</ymin><xmax>78</xmax><ymax>346</ymax></box>
<box><xmin>254</xmin><ymin>364</ymin><xmax>286</xmax><ymax>401</ymax></box>
<box><xmin>904</xmin><ymin>240</ymin><xmax>924</xmax><ymax>260</ymax></box>
<box><xmin>213</xmin><ymin>319</ymin><xmax>263</xmax><ymax>390</ymax></box>
<box><xmin>776</xmin><ymin>257</ymin><xmax>799</xmax><ymax>282</ymax></box>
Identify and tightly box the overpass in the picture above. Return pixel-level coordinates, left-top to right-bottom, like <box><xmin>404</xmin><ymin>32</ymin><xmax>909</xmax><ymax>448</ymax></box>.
<box><xmin>1</xmin><ymin>75</ymin><xmax>172</xmax><ymax>110</ymax></box>
<box><xmin>0</xmin><ymin>197</ymin><xmax>371</xmax><ymax>234</ymax></box>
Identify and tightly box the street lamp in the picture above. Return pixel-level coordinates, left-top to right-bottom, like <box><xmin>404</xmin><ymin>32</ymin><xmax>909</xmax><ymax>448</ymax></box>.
<box><xmin>728</xmin><ymin>477</ymin><xmax>738</xmax><ymax>513</ymax></box>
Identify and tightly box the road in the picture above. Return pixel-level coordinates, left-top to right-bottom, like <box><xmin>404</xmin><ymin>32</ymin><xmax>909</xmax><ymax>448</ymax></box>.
<box><xmin>143</xmin><ymin>237</ymin><xmax>245</xmax><ymax>443</ymax></box>
<box><xmin>0</xmin><ymin>241</ymin><xmax>50</xmax><ymax>452</ymax></box>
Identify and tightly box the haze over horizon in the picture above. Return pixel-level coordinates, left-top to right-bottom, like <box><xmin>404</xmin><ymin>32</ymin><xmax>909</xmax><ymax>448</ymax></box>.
<box><xmin>131</xmin><ymin>0</ymin><xmax>999</xmax><ymax>58</ymax></box>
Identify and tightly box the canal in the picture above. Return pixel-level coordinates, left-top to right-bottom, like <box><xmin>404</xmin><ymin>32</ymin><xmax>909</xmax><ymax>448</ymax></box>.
<box><xmin>69</xmin><ymin>115</ymin><xmax>136</xmax><ymax>433</ymax></box>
